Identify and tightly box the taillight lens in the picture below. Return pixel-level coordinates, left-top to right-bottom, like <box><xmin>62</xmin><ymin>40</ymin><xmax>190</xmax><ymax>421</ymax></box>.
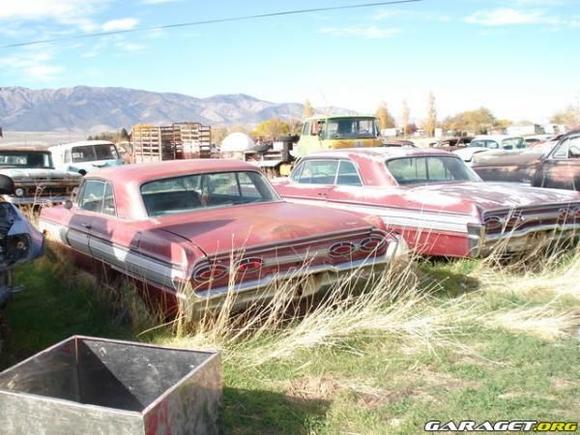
<box><xmin>236</xmin><ymin>257</ymin><xmax>264</xmax><ymax>274</ymax></box>
<box><xmin>484</xmin><ymin>216</ymin><xmax>503</xmax><ymax>232</ymax></box>
<box><xmin>192</xmin><ymin>262</ymin><xmax>229</xmax><ymax>283</ymax></box>
<box><xmin>329</xmin><ymin>241</ymin><xmax>356</xmax><ymax>258</ymax></box>
<box><xmin>359</xmin><ymin>236</ymin><xmax>387</xmax><ymax>254</ymax></box>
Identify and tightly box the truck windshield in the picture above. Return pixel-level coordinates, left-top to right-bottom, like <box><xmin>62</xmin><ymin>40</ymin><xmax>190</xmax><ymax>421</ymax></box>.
<box><xmin>141</xmin><ymin>171</ymin><xmax>279</xmax><ymax>217</ymax></box>
<box><xmin>386</xmin><ymin>156</ymin><xmax>479</xmax><ymax>185</ymax></box>
<box><xmin>72</xmin><ymin>144</ymin><xmax>119</xmax><ymax>162</ymax></box>
<box><xmin>324</xmin><ymin>118</ymin><xmax>378</xmax><ymax>139</ymax></box>
<box><xmin>0</xmin><ymin>151</ymin><xmax>53</xmax><ymax>168</ymax></box>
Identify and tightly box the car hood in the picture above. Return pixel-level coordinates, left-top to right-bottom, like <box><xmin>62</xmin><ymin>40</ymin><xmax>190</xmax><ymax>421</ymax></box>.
<box><xmin>399</xmin><ymin>182</ymin><xmax>580</xmax><ymax>215</ymax></box>
<box><xmin>153</xmin><ymin>201</ymin><xmax>379</xmax><ymax>254</ymax></box>
<box><xmin>0</xmin><ymin>168</ymin><xmax>81</xmax><ymax>181</ymax></box>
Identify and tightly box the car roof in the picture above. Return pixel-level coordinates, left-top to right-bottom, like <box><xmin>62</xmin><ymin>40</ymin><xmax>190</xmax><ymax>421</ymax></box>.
<box><xmin>50</xmin><ymin>140</ymin><xmax>115</xmax><ymax>149</ymax></box>
<box><xmin>301</xmin><ymin>147</ymin><xmax>454</xmax><ymax>161</ymax></box>
<box><xmin>0</xmin><ymin>144</ymin><xmax>51</xmax><ymax>152</ymax></box>
<box><xmin>90</xmin><ymin>159</ymin><xmax>260</xmax><ymax>184</ymax></box>
<box><xmin>472</xmin><ymin>135</ymin><xmax>522</xmax><ymax>142</ymax></box>
<box><xmin>304</xmin><ymin>115</ymin><xmax>376</xmax><ymax>121</ymax></box>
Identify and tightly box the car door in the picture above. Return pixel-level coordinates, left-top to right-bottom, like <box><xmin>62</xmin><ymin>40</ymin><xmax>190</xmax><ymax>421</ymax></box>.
<box><xmin>66</xmin><ymin>179</ymin><xmax>106</xmax><ymax>256</ymax></box>
<box><xmin>326</xmin><ymin>159</ymin><xmax>366</xmax><ymax>206</ymax></box>
<box><xmin>87</xmin><ymin>181</ymin><xmax>123</xmax><ymax>268</ymax></box>
<box><xmin>282</xmin><ymin>159</ymin><xmax>339</xmax><ymax>203</ymax></box>
<box><xmin>540</xmin><ymin>134</ymin><xmax>580</xmax><ymax>190</ymax></box>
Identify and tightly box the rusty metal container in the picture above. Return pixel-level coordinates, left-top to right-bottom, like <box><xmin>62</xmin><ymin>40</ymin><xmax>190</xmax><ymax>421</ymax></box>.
<box><xmin>0</xmin><ymin>336</ymin><xmax>222</xmax><ymax>435</ymax></box>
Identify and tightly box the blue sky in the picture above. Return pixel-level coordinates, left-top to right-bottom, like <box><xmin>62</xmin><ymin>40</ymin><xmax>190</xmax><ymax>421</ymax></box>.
<box><xmin>1</xmin><ymin>0</ymin><xmax>579</xmax><ymax>123</ymax></box>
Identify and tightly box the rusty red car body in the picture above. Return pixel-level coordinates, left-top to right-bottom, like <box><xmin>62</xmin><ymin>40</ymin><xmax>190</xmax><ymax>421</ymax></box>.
<box><xmin>38</xmin><ymin>159</ymin><xmax>394</xmax><ymax>313</ymax></box>
<box><xmin>271</xmin><ymin>148</ymin><xmax>580</xmax><ymax>258</ymax></box>
<box><xmin>472</xmin><ymin>129</ymin><xmax>580</xmax><ymax>190</ymax></box>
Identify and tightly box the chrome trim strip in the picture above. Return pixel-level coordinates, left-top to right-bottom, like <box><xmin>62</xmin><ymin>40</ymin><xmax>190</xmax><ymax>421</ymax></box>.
<box><xmin>286</xmin><ymin>198</ymin><xmax>475</xmax><ymax>234</ymax></box>
<box><xmin>482</xmin><ymin>223</ymin><xmax>579</xmax><ymax>241</ymax></box>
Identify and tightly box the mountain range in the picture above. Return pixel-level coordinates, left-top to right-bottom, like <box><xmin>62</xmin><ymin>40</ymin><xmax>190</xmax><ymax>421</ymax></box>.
<box><xmin>0</xmin><ymin>86</ymin><xmax>354</xmax><ymax>132</ymax></box>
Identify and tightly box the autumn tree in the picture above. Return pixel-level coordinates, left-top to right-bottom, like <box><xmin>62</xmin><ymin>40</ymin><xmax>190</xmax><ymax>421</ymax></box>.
<box><xmin>402</xmin><ymin>100</ymin><xmax>410</xmax><ymax>137</ymax></box>
<box><xmin>375</xmin><ymin>102</ymin><xmax>396</xmax><ymax>129</ymax></box>
<box><xmin>303</xmin><ymin>99</ymin><xmax>315</xmax><ymax>118</ymax></box>
<box><xmin>252</xmin><ymin>118</ymin><xmax>291</xmax><ymax>139</ymax></box>
<box><xmin>551</xmin><ymin>105</ymin><xmax>580</xmax><ymax>127</ymax></box>
<box><xmin>443</xmin><ymin>107</ymin><xmax>496</xmax><ymax>135</ymax></box>
<box><xmin>211</xmin><ymin>126</ymin><xmax>229</xmax><ymax>145</ymax></box>
<box><xmin>286</xmin><ymin>118</ymin><xmax>303</xmax><ymax>135</ymax></box>
<box><xmin>424</xmin><ymin>92</ymin><xmax>437</xmax><ymax>137</ymax></box>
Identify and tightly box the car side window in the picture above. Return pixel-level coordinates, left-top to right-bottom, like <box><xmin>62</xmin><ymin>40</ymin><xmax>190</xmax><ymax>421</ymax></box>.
<box><xmin>79</xmin><ymin>180</ymin><xmax>106</xmax><ymax>213</ymax></box>
<box><xmin>302</xmin><ymin>122</ymin><xmax>310</xmax><ymax>136</ymax></box>
<box><xmin>102</xmin><ymin>183</ymin><xmax>116</xmax><ymax>216</ymax></box>
<box><xmin>553</xmin><ymin>136</ymin><xmax>580</xmax><ymax>159</ymax></box>
<box><xmin>295</xmin><ymin>160</ymin><xmax>339</xmax><ymax>185</ymax></box>
<box><xmin>336</xmin><ymin>160</ymin><xmax>362</xmax><ymax>186</ymax></box>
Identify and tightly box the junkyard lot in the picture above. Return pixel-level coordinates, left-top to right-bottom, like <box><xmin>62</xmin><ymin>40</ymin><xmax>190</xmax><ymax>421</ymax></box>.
<box><xmin>1</xmin><ymin>247</ymin><xmax>578</xmax><ymax>434</ymax></box>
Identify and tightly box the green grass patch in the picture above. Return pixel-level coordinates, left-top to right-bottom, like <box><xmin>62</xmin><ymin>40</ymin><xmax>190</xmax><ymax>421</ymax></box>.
<box><xmin>1</xmin><ymin>251</ymin><xmax>578</xmax><ymax>434</ymax></box>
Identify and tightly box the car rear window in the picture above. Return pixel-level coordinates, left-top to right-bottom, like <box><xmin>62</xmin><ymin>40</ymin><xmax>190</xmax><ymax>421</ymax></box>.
<box><xmin>141</xmin><ymin>171</ymin><xmax>279</xmax><ymax>217</ymax></box>
<box><xmin>386</xmin><ymin>156</ymin><xmax>479</xmax><ymax>185</ymax></box>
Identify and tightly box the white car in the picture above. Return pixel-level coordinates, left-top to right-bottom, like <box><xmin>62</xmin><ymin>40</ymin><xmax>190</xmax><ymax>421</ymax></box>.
<box><xmin>454</xmin><ymin>135</ymin><xmax>527</xmax><ymax>166</ymax></box>
<box><xmin>49</xmin><ymin>140</ymin><xmax>124</xmax><ymax>175</ymax></box>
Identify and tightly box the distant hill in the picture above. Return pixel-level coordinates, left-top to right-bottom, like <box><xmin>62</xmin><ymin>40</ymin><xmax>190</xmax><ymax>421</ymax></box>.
<box><xmin>0</xmin><ymin>86</ymin><xmax>355</xmax><ymax>132</ymax></box>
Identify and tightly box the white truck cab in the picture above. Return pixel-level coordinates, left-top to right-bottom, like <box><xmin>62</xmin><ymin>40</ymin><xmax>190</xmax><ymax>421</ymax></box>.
<box><xmin>49</xmin><ymin>140</ymin><xmax>123</xmax><ymax>175</ymax></box>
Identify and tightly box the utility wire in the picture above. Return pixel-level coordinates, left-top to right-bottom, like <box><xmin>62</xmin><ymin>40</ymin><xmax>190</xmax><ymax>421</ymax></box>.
<box><xmin>0</xmin><ymin>0</ymin><xmax>422</xmax><ymax>49</ymax></box>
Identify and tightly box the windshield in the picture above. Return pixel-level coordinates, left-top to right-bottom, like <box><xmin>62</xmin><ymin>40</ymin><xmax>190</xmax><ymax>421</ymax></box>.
<box><xmin>72</xmin><ymin>144</ymin><xmax>120</xmax><ymax>162</ymax></box>
<box><xmin>141</xmin><ymin>171</ymin><xmax>279</xmax><ymax>217</ymax></box>
<box><xmin>323</xmin><ymin>118</ymin><xmax>378</xmax><ymax>140</ymax></box>
<box><xmin>386</xmin><ymin>156</ymin><xmax>480</xmax><ymax>185</ymax></box>
<box><xmin>501</xmin><ymin>137</ymin><xmax>526</xmax><ymax>150</ymax></box>
<box><xmin>0</xmin><ymin>151</ymin><xmax>53</xmax><ymax>168</ymax></box>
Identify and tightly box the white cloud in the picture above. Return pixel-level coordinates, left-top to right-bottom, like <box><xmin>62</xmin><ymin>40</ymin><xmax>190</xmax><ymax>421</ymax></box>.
<box><xmin>0</xmin><ymin>0</ymin><xmax>113</xmax><ymax>33</ymax></box>
<box><xmin>0</xmin><ymin>49</ymin><xmax>63</xmax><ymax>81</ymax></box>
<box><xmin>465</xmin><ymin>8</ymin><xmax>550</xmax><ymax>26</ymax></box>
<box><xmin>115</xmin><ymin>41</ymin><xmax>145</xmax><ymax>52</ymax></box>
<box><xmin>101</xmin><ymin>18</ymin><xmax>139</xmax><ymax>32</ymax></box>
<box><xmin>320</xmin><ymin>26</ymin><xmax>400</xmax><ymax>39</ymax></box>
<box><xmin>142</xmin><ymin>0</ymin><xmax>180</xmax><ymax>4</ymax></box>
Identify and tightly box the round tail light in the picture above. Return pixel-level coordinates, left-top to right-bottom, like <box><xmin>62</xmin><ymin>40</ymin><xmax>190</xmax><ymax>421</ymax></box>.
<box><xmin>329</xmin><ymin>241</ymin><xmax>356</xmax><ymax>258</ymax></box>
<box><xmin>484</xmin><ymin>216</ymin><xmax>503</xmax><ymax>232</ymax></box>
<box><xmin>237</xmin><ymin>257</ymin><xmax>264</xmax><ymax>274</ymax></box>
<box><xmin>359</xmin><ymin>236</ymin><xmax>387</xmax><ymax>253</ymax></box>
<box><xmin>192</xmin><ymin>262</ymin><xmax>229</xmax><ymax>283</ymax></box>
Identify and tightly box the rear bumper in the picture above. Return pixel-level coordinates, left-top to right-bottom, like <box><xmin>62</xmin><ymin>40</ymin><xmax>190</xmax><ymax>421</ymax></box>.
<box><xmin>468</xmin><ymin>223</ymin><xmax>579</xmax><ymax>257</ymax></box>
<box><xmin>186</xmin><ymin>253</ymin><xmax>393</xmax><ymax>312</ymax></box>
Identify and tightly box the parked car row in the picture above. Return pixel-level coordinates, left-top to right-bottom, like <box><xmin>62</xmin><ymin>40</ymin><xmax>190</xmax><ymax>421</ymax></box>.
<box><xmin>272</xmin><ymin>148</ymin><xmax>580</xmax><ymax>258</ymax></box>
<box><xmin>2</xmin><ymin>129</ymin><xmax>579</xmax><ymax>317</ymax></box>
<box><xmin>0</xmin><ymin>141</ymin><xmax>123</xmax><ymax>206</ymax></box>
<box><xmin>470</xmin><ymin>129</ymin><xmax>580</xmax><ymax>191</ymax></box>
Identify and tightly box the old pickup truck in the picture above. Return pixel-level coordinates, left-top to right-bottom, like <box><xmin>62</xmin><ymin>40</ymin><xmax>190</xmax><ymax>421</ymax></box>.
<box><xmin>472</xmin><ymin>129</ymin><xmax>580</xmax><ymax>190</ymax></box>
<box><xmin>0</xmin><ymin>146</ymin><xmax>82</xmax><ymax>206</ymax></box>
<box><xmin>38</xmin><ymin>159</ymin><xmax>398</xmax><ymax>315</ymax></box>
<box><xmin>272</xmin><ymin>148</ymin><xmax>580</xmax><ymax>258</ymax></box>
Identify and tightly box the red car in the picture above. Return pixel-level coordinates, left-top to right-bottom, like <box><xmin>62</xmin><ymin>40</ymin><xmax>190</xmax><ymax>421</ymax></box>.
<box><xmin>272</xmin><ymin>148</ymin><xmax>580</xmax><ymax>258</ymax></box>
<box><xmin>38</xmin><ymin>160</ymin><xmax>395</xmax><ymax>313</ymax></box>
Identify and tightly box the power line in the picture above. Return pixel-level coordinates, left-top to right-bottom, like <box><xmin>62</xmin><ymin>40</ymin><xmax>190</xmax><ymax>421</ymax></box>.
<box><xmin>0</xmin><ymin>0</ymin><xmax>422</xmax><ymax>49</ymax></box>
